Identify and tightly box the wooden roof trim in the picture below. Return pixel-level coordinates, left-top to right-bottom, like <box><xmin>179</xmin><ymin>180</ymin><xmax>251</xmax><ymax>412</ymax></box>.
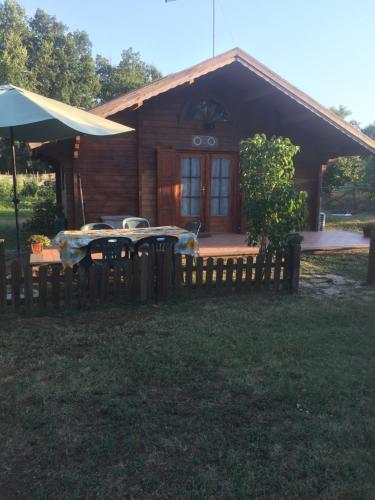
<box><xmin>92</xmin><ymin>47</ymin><xmax>375</xmax><ymax>154</ymax></box>
<box><xmin>233</xmin><ymin>49</ymin><xmax>375</xmax><ymax>154</ymax></box>
<box><xmin>92</xmin><ymin>49</ymin><xmax>238</xmax><ymax>118</ymax></box>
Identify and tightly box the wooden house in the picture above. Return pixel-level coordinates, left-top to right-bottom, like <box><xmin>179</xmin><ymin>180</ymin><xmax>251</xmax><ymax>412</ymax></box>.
<box><xmin>37</xmin><ymin>48</ymin><xmax>375</xmax><ymax>232</ymax></box>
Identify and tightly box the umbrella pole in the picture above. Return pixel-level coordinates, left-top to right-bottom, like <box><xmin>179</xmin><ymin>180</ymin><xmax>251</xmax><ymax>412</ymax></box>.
<box><xmin>10</xmin><ymin>127</ymin><xmax>21</xmax><ymax>258</ymax></box>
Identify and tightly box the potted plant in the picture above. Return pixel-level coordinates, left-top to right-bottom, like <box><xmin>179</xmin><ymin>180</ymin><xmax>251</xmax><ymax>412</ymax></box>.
<box><xmin>363</xmin><ymin>223</ymin><xmax>375</xmax><ymax>238</ymax></box>
<box><xmin>28</xmin><ymin>235</ymin><xmax>51</xmax><ymax>254</ymax></box>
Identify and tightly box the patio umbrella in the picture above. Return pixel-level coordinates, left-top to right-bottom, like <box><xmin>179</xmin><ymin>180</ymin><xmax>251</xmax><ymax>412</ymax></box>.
<box><xmin>0</xmin><ymin>84</ymin><xmax>133</xmax><ymax>257</ymax></box>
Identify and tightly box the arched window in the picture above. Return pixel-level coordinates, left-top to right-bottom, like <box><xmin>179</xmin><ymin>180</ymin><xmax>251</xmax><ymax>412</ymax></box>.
<box><xmin>184</xmin><ymin>99</ymin><xmax>229</xmax><ymax>129</ymax></box>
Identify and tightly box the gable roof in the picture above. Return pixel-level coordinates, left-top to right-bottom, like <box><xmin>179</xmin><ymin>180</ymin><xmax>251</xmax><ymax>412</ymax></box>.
<box><xmin>93</xmin><ymin>47</ymin><xmax>375</xmax><ymax>154</ymax></box>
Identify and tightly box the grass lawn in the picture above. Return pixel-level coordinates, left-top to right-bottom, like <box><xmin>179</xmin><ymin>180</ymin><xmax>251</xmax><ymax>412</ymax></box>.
<box><xmin>325</xmin><ymin>211</ymin><xmax>375</xmax><ymax>233</ymax></box>
<box><xmin>1</xmin><ymin>252</ymin><xmax>375</xmax><ymax>499</ymax></box>
<box><xmin>0</xmin><ymin>204</ymin><xmax>32</xmax><ymax>258</ymax></box>
<box><xmin>302</xmin><ymin>249</ymin><xmax>369</xmax><ymax>282</ymax></box>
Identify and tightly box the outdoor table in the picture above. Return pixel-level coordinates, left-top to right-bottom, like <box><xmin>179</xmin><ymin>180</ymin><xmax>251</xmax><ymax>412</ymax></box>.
<box><xmin>53</xmin><ymin>226</ymin><xmax>199</xmax><ymax>268</ymax></box>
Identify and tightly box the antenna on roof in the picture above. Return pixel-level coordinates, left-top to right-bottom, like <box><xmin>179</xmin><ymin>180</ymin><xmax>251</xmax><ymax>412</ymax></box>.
<box><xmin>165</xmin><ymin>0</ymin><xmax>216</xmax><ymax>57</ymax></box>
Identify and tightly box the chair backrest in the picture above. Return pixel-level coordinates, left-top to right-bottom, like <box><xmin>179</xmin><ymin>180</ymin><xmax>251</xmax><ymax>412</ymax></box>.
<box><xmin>87</xmin><ymin>237</ymin><xmax>132</xmax><ymax>266</ymax></box>
<box><xmin>81</xmin><ymin>222</ymin><xmax>113</xmax><ymax>231</ymax></box>
<box><xmin>184</xmin><ymin>220</ymin><xmax>202</xmax><ymax>236</ymax></box>
<box><xmin>134</xmin><ymin>235</ymin><xmax>178</xmax><ymax>255</ymax></box>
<box><xmin>122</xmin><ymin>217</ymin><xmax>150</xmax><ymax>230</ymax></box>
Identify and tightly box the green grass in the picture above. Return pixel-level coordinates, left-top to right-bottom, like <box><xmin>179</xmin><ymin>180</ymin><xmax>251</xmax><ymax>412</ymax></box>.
<box><xmin>0</xmin><ymin>204</ymin><xmax>32</xmax><ymax>258</ymax></box>
<box><xmin>325</xmin><ymin>211</ymin><xmax>375</xmax><ymax>233</ymax></box>
<box><xmin>302</xmin><ymin>249</ymin><xmax>369</xmax><ymax>282</ymax></box>
<box><xmin>1</xmin><ymin>252</ymin><xmax>375</xmax><ymax>499</ymax></box>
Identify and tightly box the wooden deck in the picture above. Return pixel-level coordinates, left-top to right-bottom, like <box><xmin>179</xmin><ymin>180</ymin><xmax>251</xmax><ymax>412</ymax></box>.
<box><xmin>198</xmin><ymin>231</ymin><xmax>370</xmax><ymax>258</ymax></box>
<box><xmin>29</xmin><ymin>230</ymin><xmax>370</xmax><ymax>265</ymax></box>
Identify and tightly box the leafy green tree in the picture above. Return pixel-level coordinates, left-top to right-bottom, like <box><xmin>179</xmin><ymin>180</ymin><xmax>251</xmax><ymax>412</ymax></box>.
<box><xmin>0</xmin><ymin>1</ymin><xmax>101</xmax><ymax>172</ymax></box>
<box><xmin>363</xmin><ymin>123</ymin><xmax>375</xmax><ymax>139</ymax></box>
<box><xmin>96</xmin><ymin>48</ymin><xmax>162</xmax><ymax>102</ymax></box>
<box><xmin>330</xmin><ymin>105</ymin><xmax>351</xmax><ymax>120</ymax></box>
<box><xmin>0</xmin><ymin>0</ymin><xmax>30</xmax><ymax>87</ymax></box>
<box><xmin>323</xmin><ymin>106</ymin><xmax>371</xmax><ymax>193</ymax></box>
<box><xmin>23</xmin><ymin>180</ymin><xmax>56</xmax><ymax>236</ymax></box>
<box><xmin>27</xmin><ymin>9</ymin><xmax>99</xmax><ymax>108</ymax></box>
<box><xmin>323</xmin><ymin>155</ymin><xmax>365</xmax><ymax>194</ymax></box>
<box><xmin>330</xmin><ymin>105</ymin><xmax>361</xmax><ymax>129</ymax></box>
<box><xmin>240</xmin><ymin>134</ymin><xmax>307</xmax><ymax>254</ymax></box>
<box><xmin>0</xmin><ymin>1</ymin><xmax>163</xmax><ymax>172</ymax></box>
<box><xmin>0</xmin><ymin>2</ymin><xmax>100</xmax><ymax>108</ymax></box>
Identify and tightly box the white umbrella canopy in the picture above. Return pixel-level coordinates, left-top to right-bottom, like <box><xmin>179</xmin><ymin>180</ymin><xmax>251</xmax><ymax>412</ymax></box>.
<box><xmin>0</xmin><ymin>84</ymin><xmax>134</xmax><ymax>256</ymax></box>
<box><xmin>0</xmin><ymin>84</ymin><xmax>133</xmax><ymax>141</ymax></box>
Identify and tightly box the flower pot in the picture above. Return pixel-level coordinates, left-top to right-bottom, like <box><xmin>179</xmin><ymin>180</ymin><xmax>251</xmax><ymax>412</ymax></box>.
<box><xmin>31</xmin><ymin>242</ymin><xmax>43</xmax><ymax>254</ymax></box>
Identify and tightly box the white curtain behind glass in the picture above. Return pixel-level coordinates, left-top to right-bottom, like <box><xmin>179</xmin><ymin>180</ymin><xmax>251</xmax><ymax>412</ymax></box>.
<box><xmin>211</xmin><ymin>159</ymin><xmax>230</xmax><ymax>216</ymax></box>
<box><xmin>181</xmin><ymin>158</ymin><xmax>201</xmax><ymax>216</ymax></box>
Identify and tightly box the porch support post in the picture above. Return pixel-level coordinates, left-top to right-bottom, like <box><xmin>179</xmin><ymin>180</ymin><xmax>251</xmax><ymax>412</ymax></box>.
<box><xmin>313</xmin><ymin>164</ymin><xmax>324</xmax><ymax>231</ymax></box>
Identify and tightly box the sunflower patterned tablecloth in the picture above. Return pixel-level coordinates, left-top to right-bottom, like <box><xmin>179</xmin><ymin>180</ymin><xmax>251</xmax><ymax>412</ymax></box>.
<box><xmin>53</xmin><ymin>226</ymin><xmax>199</xmax><ymax>268</ymax></box>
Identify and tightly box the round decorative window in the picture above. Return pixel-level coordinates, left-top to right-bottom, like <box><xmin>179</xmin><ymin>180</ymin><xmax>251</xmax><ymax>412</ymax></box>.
<box><xmin>184</xmin><ymin>99</ymin><xmax>229</xmax><ymax>129</ymax></box>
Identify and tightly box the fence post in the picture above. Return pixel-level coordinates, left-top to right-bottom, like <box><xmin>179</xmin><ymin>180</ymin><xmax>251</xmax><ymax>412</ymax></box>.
<box><xmin>0</xmin><ymin>240</ymin><xmax>6</xmax><ymax>310</ymax></box>
<box><xmin>139</xmin><ymin>254</ymin><xmax>149</xmax><ymax>302</ymax></box>
<box><xmin>23</xmin><ymin>263</ymin><xmax>33</xmax><ymax>314</ymax></box>
<box><xmin>288</xmin><ymin>243</ymin><xmax>301</xmax><ymax>293</ymax></box>
<box><xmin>11</xmin><ymin>260</ymin><xmax>21</xmax><ymax>311</ymax></box>
<box><xmin>156</xmin><ymin>250</ymin><xmax>173</xmax><ymax>302</ymax></box>
<box><xmin>368</xmin><ymin>232</ymin><xmax>375</xmax><ymax>285</ymax></box>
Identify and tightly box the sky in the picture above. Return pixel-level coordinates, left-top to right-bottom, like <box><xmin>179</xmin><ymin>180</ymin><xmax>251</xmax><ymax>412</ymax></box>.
<box><xmin>20</xmin><ymin>0</ymin><xmax>374</xmax><ymax>127</ymax></box>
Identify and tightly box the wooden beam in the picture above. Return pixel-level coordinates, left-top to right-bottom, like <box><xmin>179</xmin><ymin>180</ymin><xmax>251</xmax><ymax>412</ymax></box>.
<box><xmin>242</xmin><ymin>87</ymin><xmax>275</xmax><ymax>104</ymax></box>
<box><xmin>281</xmin><ymin>111</ymin><xmax>315</xmax><ymax>126</ymax></box>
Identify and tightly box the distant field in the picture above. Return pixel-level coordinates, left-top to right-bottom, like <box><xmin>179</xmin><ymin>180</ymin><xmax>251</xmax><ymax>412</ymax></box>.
<box><xmin>325</xmin><ymin>211</ymin><xmax>375</xmax><ymax>233</ymax></box>
<box><xmin>0</xmin><ymin>173</ymin><xmax>54</xmax><ymax>256</ymax></box>
<box><xmin>0</xmin><ymin>205</ymin><xmax>32</xmax><ymax>257</ymax></box>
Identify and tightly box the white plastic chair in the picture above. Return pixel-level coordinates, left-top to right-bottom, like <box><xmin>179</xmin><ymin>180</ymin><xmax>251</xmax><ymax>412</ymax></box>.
<box><xmin>122</xmin><ymin>217</ymin><xmax>150</xmax><ymax>229</ymax></box>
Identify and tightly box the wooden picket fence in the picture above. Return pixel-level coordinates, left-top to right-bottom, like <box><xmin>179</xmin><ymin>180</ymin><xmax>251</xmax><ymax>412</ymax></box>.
<box><xmin>368</xmin><ymin>233</ymin><xmax>375</xmax><ymax>285</ymax></box>
<box><xmin>0</xmin><ymin>240</ymin><xmax>301</xmax><ymax>314</ymax></box>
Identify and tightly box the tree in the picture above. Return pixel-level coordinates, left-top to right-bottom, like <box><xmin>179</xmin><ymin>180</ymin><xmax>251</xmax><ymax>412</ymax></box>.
<box><xmin>0</xmin><ymin>2</ymin><xmax>100</xmax><ymax>108</ymax></box>
<box><xmin>323</xmin><ymin>155</ymin><xmax>366</xmax><ymax>194</ymax></box>
<box><xmin>330</xmin><ymin>105</ymin><xmax>361</xmax><ymax>129</ymax></box>
<box><xmin>0</xmin><ymin>0</ymin><xmax>30</xmax><ymax>87</ymax></box>
<box><xmin>323</xmin><ymin>105</ymin><xmax>370</xmax><ymax>193</ymax></box>
<box><xmin>0</xmin><ymin>0</ymin><xmax>163</xmax><ymax>171</ymax></box>
<box><xmin>240</xmin><ymin>134</ymin><xmax>307</xmax><ymax>254</ymax></box>
<box><xmin>0</xmin><ymin>1</ymin><xmax>101</xmax><ymax>172</ymax></box>
<box><xmin>96</xmin><ymin>48</ymin><xmax>162</xmax><ymax>102</ymax></box>
<box><xmin>363</xmin><ymin>123</ymin><xmax>375</xmax><ymax>139</ymax></box>
<box><xmin>0</xmin><ymin>0</ymin><xmax>163</xmax><ymax>109</ymax></box>
<box><xmin>27</xmin><ymin>9</ymin><xmax>99</xmax><ymax>108</ymax></box>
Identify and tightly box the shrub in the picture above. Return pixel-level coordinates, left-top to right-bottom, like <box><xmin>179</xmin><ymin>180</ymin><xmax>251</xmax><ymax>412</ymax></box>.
<box><xmin>23</xmin><ymin>180</ymin><xmax>57</xmax><ymax>237</ymax></box>
<box><xmin>240</xmin><ymin>134</ymin><xmax>307</xmax><ymax>254</ymax></box>
<box><xmin>0</xmin><ymin>175</ymin><xmax>14</xmax><ymax>203</ymax></box>
<box><xmin>20</xmin><ymin>177</ymin><xmax>38</xmax><ymax>198</ymax></box>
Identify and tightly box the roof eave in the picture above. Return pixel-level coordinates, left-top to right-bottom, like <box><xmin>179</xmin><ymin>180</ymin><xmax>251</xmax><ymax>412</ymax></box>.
<box><xmin>92</xmin><ymin>47</ymin><xmax>375</xmax><ymax>155</ymax></box>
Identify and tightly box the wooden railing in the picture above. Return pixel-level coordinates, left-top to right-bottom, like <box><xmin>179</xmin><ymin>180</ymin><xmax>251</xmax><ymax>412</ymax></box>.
<box><xmin>0</xmin><ymin>240</ymin><xmax>301</xmax><ymax>314</ymax></box>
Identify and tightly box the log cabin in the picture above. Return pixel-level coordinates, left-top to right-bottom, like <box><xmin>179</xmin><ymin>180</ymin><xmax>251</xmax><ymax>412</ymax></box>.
<box><xmin>36</xmin><ymin>47</ymin><xmax>375</xmax><ymax>232</ymax></box>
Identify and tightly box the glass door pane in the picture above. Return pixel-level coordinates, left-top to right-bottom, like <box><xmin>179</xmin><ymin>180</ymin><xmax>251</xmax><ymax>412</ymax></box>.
<box><xmin>211</xmin><ymin>158</ymin><xmax>231</xmax><ymax>216</ymax></box>
<box><xmin>181</xmin><ymin>157</ymin><xmax>201</xmax><ymax>216</ymax></box>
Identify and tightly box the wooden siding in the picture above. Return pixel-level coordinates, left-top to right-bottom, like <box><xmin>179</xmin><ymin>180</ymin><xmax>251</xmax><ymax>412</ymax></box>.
<box><xmin>37</xmin><ymin>63</ymin><xmax>353</xmax><ymax>231</ymax></box>
<box><xmin>128</xmin><ymin>72</ymin><xmax>324</xmax><ymax>230</ymax></box>
<box><xmin>75</xmin><ymin>114</ymin><xmax>138</xmax><ymax>226</ymax></box>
